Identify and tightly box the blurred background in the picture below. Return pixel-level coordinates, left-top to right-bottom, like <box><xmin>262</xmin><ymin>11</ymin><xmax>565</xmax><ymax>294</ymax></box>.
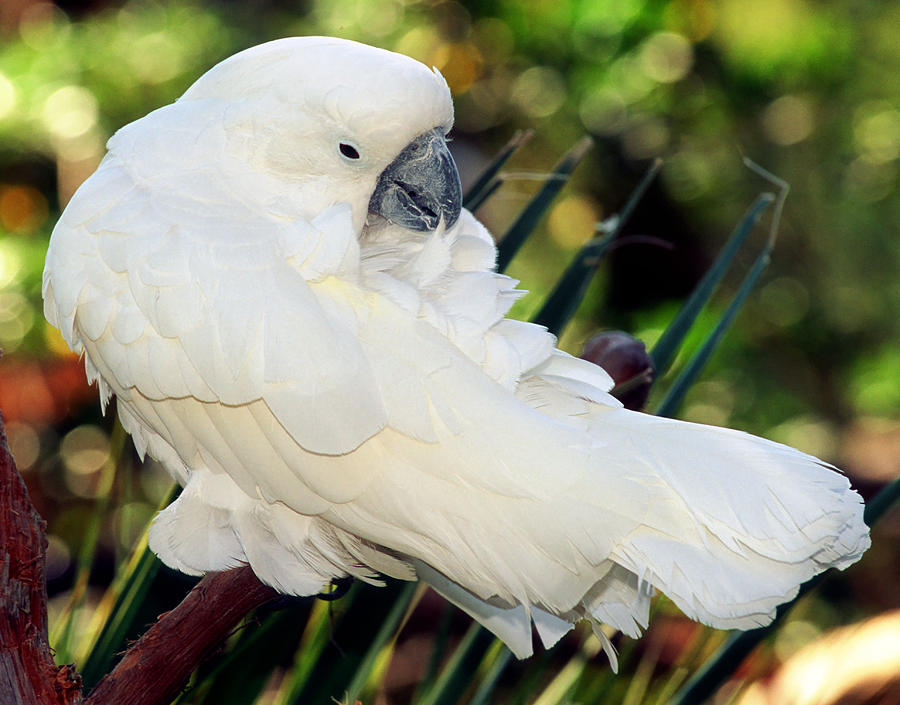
<box><xmin>0</xmin><ymin>1</ymin><xmax>898</xmax><ymax>704</ymax></box>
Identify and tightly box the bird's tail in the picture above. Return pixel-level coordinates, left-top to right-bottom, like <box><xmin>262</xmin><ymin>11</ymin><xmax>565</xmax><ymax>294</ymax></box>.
<box><xmin>400</xmin><ymin>403</ymin><xmax>870</xmax><ymax>662</ymax></box>
<box><xmin>583</xmin><ymin>409</ymin><xmax>869</xmax><ymax>627</ymax></box>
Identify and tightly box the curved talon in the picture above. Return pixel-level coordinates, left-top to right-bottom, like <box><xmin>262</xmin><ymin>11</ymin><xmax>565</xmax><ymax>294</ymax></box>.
<box><xmin>316</xmin><ymin>576</ymin><xmax>354</xmax><ymax>601</ymax></box>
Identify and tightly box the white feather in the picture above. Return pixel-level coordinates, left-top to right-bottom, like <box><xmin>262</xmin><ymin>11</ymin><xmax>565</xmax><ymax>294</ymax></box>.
<box><xmin>43</xmin><ymin>36</ymin><xmax>869</xmax><ymax>667</ymax></box>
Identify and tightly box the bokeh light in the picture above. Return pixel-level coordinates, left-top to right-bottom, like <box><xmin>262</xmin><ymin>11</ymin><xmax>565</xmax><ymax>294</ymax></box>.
<box><xmin>127</xmin><ymin>32</ymin><xmax>187</xmax><ymax>84</ymax></box>
<box><xmin>682</xmin><ymin>378</ymin><xmax>736</xmax><ymax>426</ymax></box>
<box><xmin>0</xmin><ymin>290</ymin><xmax>35</xmax><ymax>352</ymax></box>
<box><xmin>511</xmin><ymin>66</ymin><xmax>567</xmax><ymax>119</ymax></box>
<box><xmin>19</xmin><ymin>2</ymin><xmax>71</xmax><ymax>50</ymax></box>
<box><xmin>661</xmin><ymin>148</ymin><xmax>715</xmax><ymax>201</ymax></box>
<box><xmin>621</xmin><ymin>115</ymin><xmax>670</xmax><ymax>160</ymax></box>
<box><xmin>762</xmin><ymin>95</ymin><xmax>816</xmax><ymax>146</ymax></box>
<box><xmin>0</xmin><ymin>238</ymin><xmax>22</xmax><ymax>288</ymax></box>
<box><xmin>854</xmin><ymin>103</ymin><xmax>900</xmax><ymax>164</ymax></box>
<box><xmin>547</xmin><ymin>194</ymin><xmax>601</xmax><ymax>249</ymax></box>
<box><xmin>5</xmin><ymin>420</ymin><xmax>42</xmax><ymax>471</ymax></box>
<box><xmin>60</xmin><ymin>424</ymin><xmax>111</xmax><ymax>498</ymax></box>
<box><xmin>0</xmin><ymin>184</ymin><xmax>49</xmax><ymax>233</ymax></box>
<box><xmin>770</xmin><ymin>415</ymin><xmax>839</xmax><ymax>460</ymax></box>
<box><xmin>640</xmin><ymin>32</ymin><xmax>693</xmax><ymax>84</ymax></box>
<box><xmin>0</xmin><ymin>71</ymin><xmax>16</xmax><ymax>119</ymax></box>
<box><xmin>113</xmin><ymin>501</ymin><xmax>154</xmax><ymax>549</ymax></box>
<box><xmin>579</xmin><ymin>88</ymin><xmax>628</xmax><ymax>135</ymax></box>
<box><xmin>758</xmin><ymin>277</ymin><xmax>810</xmax><ymax>328</ymax></box>
<box><xmin>739</xmin><ymin>611</ymin><xmax>900</xmax><ymax>705</ymax></box>
<box><xmin>42</xmin><ymin>85</ymin><xmax>99</xmax><ymax>140</ymax></box>
<box><xmin>432</xmin><ymin>42</ymin><xmax>483</xmax><ymax>95</ymax></box>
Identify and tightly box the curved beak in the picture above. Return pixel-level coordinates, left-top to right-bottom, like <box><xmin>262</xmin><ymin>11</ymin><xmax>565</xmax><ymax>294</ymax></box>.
<box><xmin>368</xmin><ymin>129</ymin><xmax>462</xmax><ymax>232</ymax></box>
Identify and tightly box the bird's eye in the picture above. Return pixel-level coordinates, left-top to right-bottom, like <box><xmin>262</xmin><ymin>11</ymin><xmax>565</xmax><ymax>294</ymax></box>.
<box><xmin>339</xmin><ymin>142</ymin><xmax>361</xmax><ymax>160</ymax></box>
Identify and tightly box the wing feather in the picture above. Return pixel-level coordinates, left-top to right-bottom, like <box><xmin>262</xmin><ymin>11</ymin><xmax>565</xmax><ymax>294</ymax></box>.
<box><xmin>46</xmin><ymin>153</ymin><xmax>389</xmax><ymax>457</ymax></box>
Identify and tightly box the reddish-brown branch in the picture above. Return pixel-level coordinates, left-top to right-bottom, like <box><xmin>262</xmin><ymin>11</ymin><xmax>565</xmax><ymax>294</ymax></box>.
<box><xmin>2</xmin><ymin>410</ymin><xmax>280</xmax><ymax>705</ymax></box>
<box><xmin>84</xmin><ymin>567</ymin><xmax>277</xmax><ymax>705</ymax></box>
<box><xmin>1</xmin><ymin>414</ymin><xmax>83</xmax><ymax>705</ymax></box>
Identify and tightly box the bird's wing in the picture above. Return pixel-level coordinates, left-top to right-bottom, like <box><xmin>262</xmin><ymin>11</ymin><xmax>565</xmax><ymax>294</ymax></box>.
<box><xmin>44</xmin><ymin>151</ymin><xmax>390</xmax><ymax>461</ymax></box>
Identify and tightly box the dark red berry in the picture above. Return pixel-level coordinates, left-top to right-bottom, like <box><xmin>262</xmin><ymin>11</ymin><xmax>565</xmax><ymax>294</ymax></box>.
<box><xmin>581</xmin><ymin>330</ymin><xmax>655</xmax><ymax>411</ymax></box>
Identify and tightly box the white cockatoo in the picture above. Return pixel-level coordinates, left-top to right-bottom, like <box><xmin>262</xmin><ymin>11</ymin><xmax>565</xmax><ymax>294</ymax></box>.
<box><xmin>43</xmin><ymin>37</ymin><xmax>869</xmax><ymax>666</ymax></box>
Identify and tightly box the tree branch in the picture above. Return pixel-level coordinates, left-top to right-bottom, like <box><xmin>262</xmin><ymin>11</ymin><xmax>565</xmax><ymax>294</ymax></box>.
<box><xmin>84</xmin><ymin>567</ymin><xmax>278</xmax><ymax>705</ymax></box>
<box><xmin>1</xmin><ymin>413</ymin><xmax>83</xmax><ymax>705</ymax></box>
<box><xmin>2</xmin><ymin>410</ymin><xmax>280</xmax><ymax>705</ymax></box>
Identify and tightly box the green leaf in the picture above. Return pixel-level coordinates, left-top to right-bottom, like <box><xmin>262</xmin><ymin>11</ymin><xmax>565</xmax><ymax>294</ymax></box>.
<box><xmin>272</xmin><ymin>596</ymin><xmax>352</xmax><ymax>705</ymax></box>
<box><xmin>496</xmin><ymin>136</ymin><xmax>593</xmax><ymax>273</ymax></box>
<box><xmin>468</xmin><ymin>643</ymin><xmax>513</xmax><ymax>705</ymax></box>
<box><xmin>184</xmin><ymin>602</ymin><xmax>312</xmax><ymax>705</ymax></box>
<box><xmin>531</xmin><ymin>634</ymin><xmax>605</xmax><ymax>705</ymax></box>
<box><xmin>654</xmin><ymin>245</ymin><xmax>772</xmax><ymax>419</ymax></box>
<box><xmin>52</xmin><ymin>421</ymin><xmax>128</xmax><ymax>666</ymax></box>
<box><xmin>278</xmin><ymin>582</ymin><xmax>412</xmax><ymax>704</ymax></box>
<box><xmin>864</xmin><ymin>475</ymin><xmax>900</xmax><ymax>528</ymax></box>
<box><xmin>463</xmin><ymin>129</ymin><xmax>534</xmax><ymax>212</ymax></box>
<box><xmin>343</xmin><ymin>582</ymin><xmax>421</xmax><ymax>703</ymax></box>
<box><xmin>412</xmin><ymin>605</ymin><xmax>456</xmax><ymax>702</ymax></box>
<box><xmin>417</xmin><ymin>622</ymin><xmax>495</xmax><ymax>705</ymax></box>
<box><xmin>531</xmin><ymin>159</ymin><xmax>661</xmax><ymax>335</ymax></box>
<box><xmin>78</xmin><ymin>482</ymin><xmax>179</xmax><ymax>689</ymax></box>
<box><xmin>649</xmin><ymin>193</ymin><xmax>775</xmax><ymax>377</ymax></box>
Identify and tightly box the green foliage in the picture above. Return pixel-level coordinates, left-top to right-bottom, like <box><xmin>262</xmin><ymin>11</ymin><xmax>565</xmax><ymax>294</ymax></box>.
<box><xmin>462</xmin><ymin>129</ymin><xmax>534</xmax><ymax>212</ymax></box>
<box><xmin>649</xmin><ymin>192</ymin><xmax>775</xmax><ymax>378</ymax></box>
<box><xmin>531</xmin><ymin>159</ymin><xmax>661</xmax><ymax>336</ymax></box>
<box><xmin>495</xmin><ymin>136</ymin><xmax>594</xmax><ymax>273</ymax></box>
<box><xmin>78</xmin><ymin>483</ymin><xmax>178</xmax><ymax>690</ymax></box>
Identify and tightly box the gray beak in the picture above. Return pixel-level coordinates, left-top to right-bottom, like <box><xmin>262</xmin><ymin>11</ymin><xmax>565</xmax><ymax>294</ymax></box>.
<box><xmin>368</xmin><ymin>129</ymin><xmax>462</xmax><ymax>232</ymax></box>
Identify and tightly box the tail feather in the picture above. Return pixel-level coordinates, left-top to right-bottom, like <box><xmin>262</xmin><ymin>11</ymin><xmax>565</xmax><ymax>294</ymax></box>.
<box><xmin>573</xmin><ymin>407</ymin><xmax>870</xmax><ymax>631</ymax></box>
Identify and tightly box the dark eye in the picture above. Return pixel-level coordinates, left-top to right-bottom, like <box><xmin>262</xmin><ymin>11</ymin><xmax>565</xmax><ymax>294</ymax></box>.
<box><xmin>339</xmin><ymin>142</ymin><xmax>360</xmax><ymax>160</ymax></box>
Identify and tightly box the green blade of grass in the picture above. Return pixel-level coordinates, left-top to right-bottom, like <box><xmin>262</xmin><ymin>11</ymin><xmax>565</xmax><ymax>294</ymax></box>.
<box><xmin>279</xmin><ymin>582</ymin><xmax>412</xmax><ymax>704</ymax></box>
<box><xmin>532</xmin><ymin>634</ymin><xmax>605</xmax><ymax>705</ymax></box>
<box><xmin>649</xmin><ymin>193</ymin><xmax>774</xmax><ymax>377</ymax></box>
<box><xmin>182</xmin><ymin>601</ymin><xmax>312</xmax><ymax>705</ymax></box>
<box><xmin>654</xmin><ymin>245</ymin><xmax>772</xmax><ymax>419</ymax></box>
<box><xmin>668</xmin><ymin>473</ymin><xmax>900</xmax><ymax>705</ymax></box>
<box><xmin>465</xmin><ymin>177</ymin><xmax>504</xmax><ymax>214</ymax></box>
<box><xmin>343</xmin><ymin>581</ymin><xmax>421</xmax><ymax>704</ymax></box>
<box><xmin>496</xmin><ymin>136</ymin><xmax>593</xmax><ymax>273</ymax></box>
<box><xmin>468</xmin><ymin>641</ymin><xmax>512</xmax><ymax>705</ymax></box>
<box><xmin>530</xmin><ymin>231</ymin><xmax>616</xmax><ymax>335</ymax></box>
<box><xmin>272</xmin><ymin>594</ymin><xmax>353</xmax><ymax>705</ymax></box>
<box><xmin>51</xmin><ymin>420</ymin><xmax>127</xmax><ymax>664</ymax></box>
<box><xmin>621</xmin><ymin>635</ymin><xmax>664</xmax><ymax>705</ymax></box>
<box><xmin>531</xmin><ymin>159</ymin><xmax>661</xmax><ymax>335</ymax></box>
<box><xmin>667</xmin><ymin>587</ymin><xmax>813</xmax><ymax>705</ymax></box>
<box><xmin>510</xmin><ymin>650</ymin><xmax>552</xmax><ymax>703</ymax></box>
<box><xmin>78</xmin><ymin>482</ymin><xmax>179</xmax><ymax>689</ymax></box>
<box><xmin>78</xmin><ymin>539</ymin><xmax>158</xmax><ymax>687</ymax></box>
<box><xmin>863</xmin><ymin>474</ymin><xmax>900</xmax><ymax>527</ymax></box>
<box><xmin>463</xmin><ymin>129</ymin><xmax>534</xmax><ymax>211</ymax></box>
<box><xmin>417</xmin><ymin>622</ymin><xmax>495</xmax><ymax>705</ymax></box>
<box><xmin>412</xmin><ymin>604</ymin><xmax>456</xmax><ymax>703</ymax></box>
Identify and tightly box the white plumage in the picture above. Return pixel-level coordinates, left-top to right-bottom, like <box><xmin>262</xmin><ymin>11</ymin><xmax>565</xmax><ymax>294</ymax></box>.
<box><xmin>43</xmin><ymin>37</ymin><xmax>869</xmax><ymax>666</ymax></box>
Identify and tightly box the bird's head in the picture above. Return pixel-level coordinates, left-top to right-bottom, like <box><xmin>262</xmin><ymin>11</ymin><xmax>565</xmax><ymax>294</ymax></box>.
<box><xmin>171</xmin><ymin>36</ymin><xmax>462</xmax><ymax>234</ymax></box>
